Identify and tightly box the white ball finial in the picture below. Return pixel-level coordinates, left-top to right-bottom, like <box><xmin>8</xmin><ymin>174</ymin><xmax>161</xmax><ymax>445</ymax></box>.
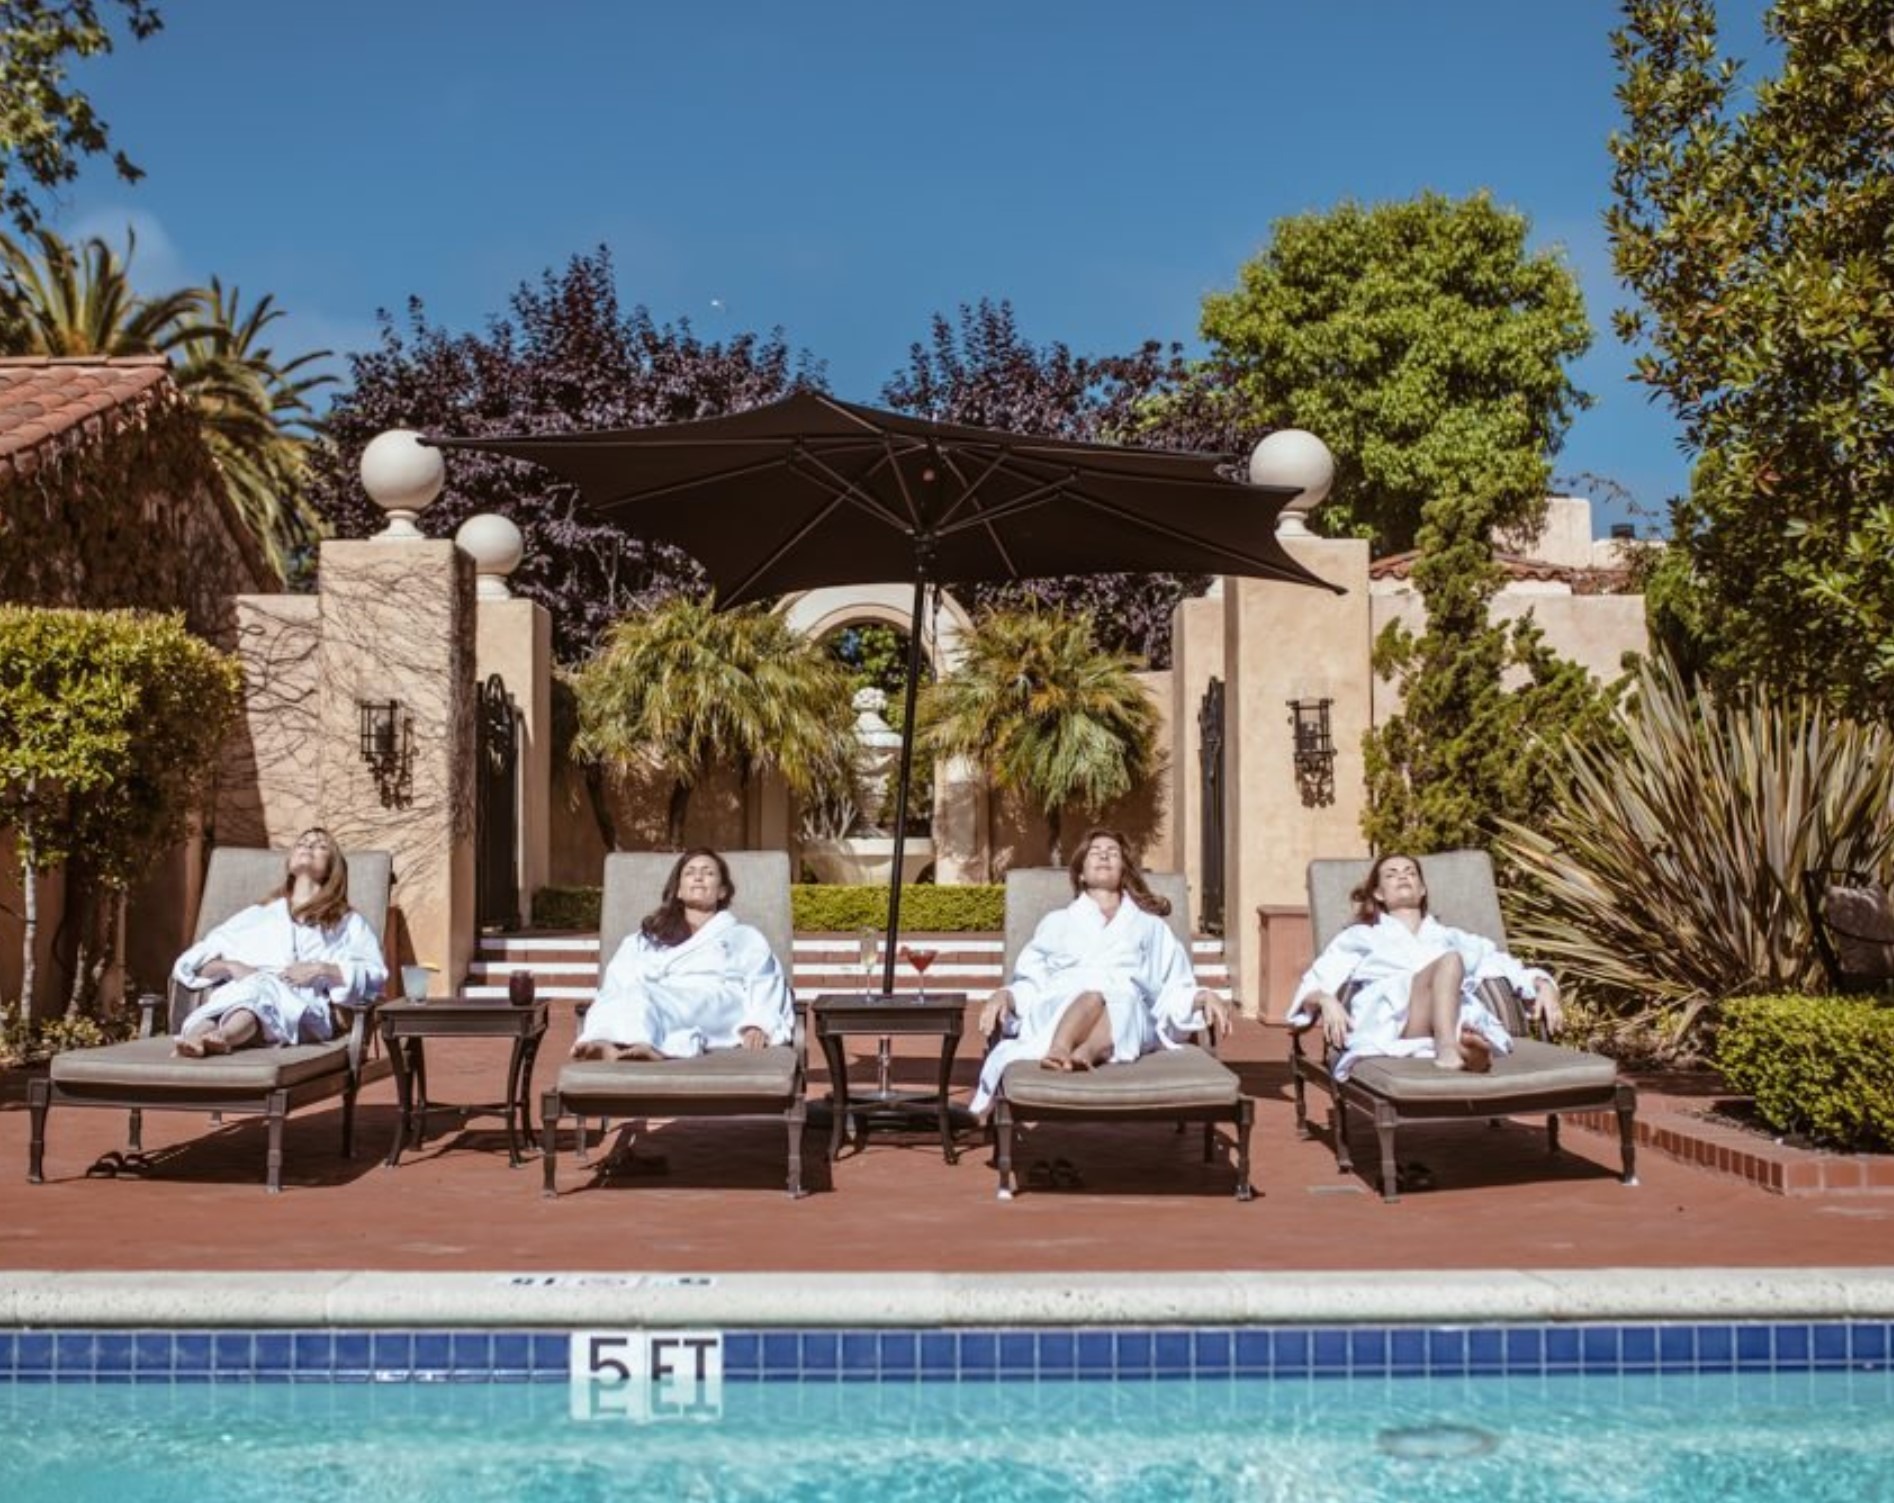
<box><xmin>360</xmin><ymin>430</ymin><xmax>445</xmax><ymax>540</ymax></box>
<box><xmin>456</xmin><ymin>513</ymin><xmax>525</xmax><ymax>599</ymax></box>
<box><xmin>1246</xmin><ymin>429</ymin><xmax>1335</xmax><ymax>536</ymax></box>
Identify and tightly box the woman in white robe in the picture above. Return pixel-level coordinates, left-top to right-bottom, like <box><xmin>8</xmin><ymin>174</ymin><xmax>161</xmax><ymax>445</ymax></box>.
<box><xmin>173</xmin><ymin>828</ymin><xmax>387</xmax><ymax>1056</ymax></box>
<box><xmin>1287</xmin><ymin>852</ymin><xmax>1563</xmax><ymax>1079</ymax></box>
<box><xmin>571</xmin><ymin>849</ymin><xmax>793</xmax><ymax>1061</ymax></box>
<box><xmin>972</xmin><ymin>828</ymin><xmax>1232</xmax><ymax>1114</ymax></box>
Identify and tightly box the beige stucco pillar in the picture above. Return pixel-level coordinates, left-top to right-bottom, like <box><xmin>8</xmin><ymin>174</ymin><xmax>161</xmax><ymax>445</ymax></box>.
<box><xmin>474</xmin><ymin>595</ymin><xmax>552</xmax><ymax>928</ymax></box>
<box><xmin>318</xmin><ymin>538</ymin><xmax>477</xmax><ymax>988</ymax></box>
<box><xmin>1223</xmin><ymin>536</ymin><xmax>1372</xmax><ymax>1017</ymax></box>
<box><xmin>1169</xmin><ymin>592</ymin><xmax>1227</xmax><ymax>908</ymax></box>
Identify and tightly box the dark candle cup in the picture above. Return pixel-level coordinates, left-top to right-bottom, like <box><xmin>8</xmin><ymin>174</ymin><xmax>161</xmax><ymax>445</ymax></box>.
<box><xmin>508</xmin><ymin>970</ymin><xmax>535</xmax><ymax>1007</ymax></box>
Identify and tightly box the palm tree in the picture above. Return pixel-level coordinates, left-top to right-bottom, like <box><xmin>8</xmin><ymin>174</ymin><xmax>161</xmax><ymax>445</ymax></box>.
<box><xmin>0</xmin><ymin>230</ymin><xmax>331</xmax><ymax>576</ymax></box>
<box><xmin>570</xmin><ymin>595</ymin><xmax>858</xmax><ymax>846</ymax></box>
<box><xmin>921</xmin><ymin>608</ymin><xmax>1160</xmax><ymax>863</ymax></box>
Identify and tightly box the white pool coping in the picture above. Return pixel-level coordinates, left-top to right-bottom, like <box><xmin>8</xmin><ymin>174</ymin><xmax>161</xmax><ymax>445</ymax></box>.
<box><xmin>5</xmin><ymin>1268</ymin><xmax>1894</xmax><ymax>1327</ymax></box>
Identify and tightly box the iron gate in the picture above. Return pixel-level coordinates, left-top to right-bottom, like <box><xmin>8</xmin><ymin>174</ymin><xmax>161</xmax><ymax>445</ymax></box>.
<box><xmin>1198</xmin><ymin>676</ymin><xmax>1226</xmax><ymax>935</ymax></box>
<box><xmin>475</xmin><ymin>672</ymin><xmax>520</xmax><ymax>932</ymax></box>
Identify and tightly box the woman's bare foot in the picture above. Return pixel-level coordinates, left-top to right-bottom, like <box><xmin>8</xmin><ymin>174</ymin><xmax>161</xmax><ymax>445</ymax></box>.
<box><xmin>1458</xmin><ymin>1027</ymin><xmax>1493</xmax><ymax>1073</ymax></box>
<box><xmin>611</xmin><ymin>1043</ymin><xmax>665</xmax><ymax>1062</ymax></box>
<box><xmin>569</xmin><ymin>1041</ymin><xmax>608</xmax><ymax>1061</ymax></box>
<box><xmin>1040</xmin><ymin>1049</ymin><xmax>1073</xmax><ymax>1072</ymax></box>
<box><xmin>174</xmin><ymin>1035</ymin><xmax>207</xmax><ymax>1059</ymax></box>
<box><xmin>200</xmin><ymin>1032</ymin><xmax>232</xmax><ymax>1056</ymax></box>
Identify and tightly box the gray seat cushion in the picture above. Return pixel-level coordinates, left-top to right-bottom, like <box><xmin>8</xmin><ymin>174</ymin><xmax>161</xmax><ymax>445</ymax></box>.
<box><xmin>1346</xmin><ymin>1038</ymin><xmax>1618</xmax><ymax>1103</ymax></box>
<box><xmin>558</xmin><ymin>1046</ymin><xmax>798</xmax><ymax>1102</ymax></box>
<box><xmin>1000</xmin><ymin>1046</ymin><xmax>1239</xmax><ymax>1112</ymax></box>
<box><xmin>51</xmin><ymin>1036</ymin><xmax>351</xmax><ymax>1092</ymax></box>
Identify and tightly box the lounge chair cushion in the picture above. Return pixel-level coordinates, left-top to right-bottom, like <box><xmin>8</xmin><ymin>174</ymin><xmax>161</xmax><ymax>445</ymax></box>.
<box><xmin>558</xmin><ymin>1046</ymin><xmax>798</xmax><ymax>1102</ymax></box>
<box><xmin>1346</xmin><ymin>1038</ymin><xmax>1618</xmax><ymax>1103</ymax></box>
<box><xmin>999</xmin><ymin>1046</ymin><xmax>1239</xmax><ymax>1112</ymax></box>
<box><xmin>50</xmin><ymin>1036</ymin><xmax>351</xmax><ymax>1092</ymax></box>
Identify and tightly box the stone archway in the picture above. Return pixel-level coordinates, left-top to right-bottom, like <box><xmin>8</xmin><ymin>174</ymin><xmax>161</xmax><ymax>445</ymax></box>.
<box><xmin>769</xmin><ymin>585</ymin><xmax>988</xmax><ymax>883</ymax></box>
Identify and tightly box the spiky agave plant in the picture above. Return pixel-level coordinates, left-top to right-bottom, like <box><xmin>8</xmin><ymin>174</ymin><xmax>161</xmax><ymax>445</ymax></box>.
<box><xmin>1497</xmin><ymin>655</ymin><xmax>1894</xmax><ymax>1054</ymax></box>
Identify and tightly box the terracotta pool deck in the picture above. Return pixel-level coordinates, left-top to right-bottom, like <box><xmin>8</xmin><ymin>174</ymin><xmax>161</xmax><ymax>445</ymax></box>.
<box><xmin>3</xmin><ymin>1009</ymin><xmax>1889</xmax><ymax>1278</ymax></box>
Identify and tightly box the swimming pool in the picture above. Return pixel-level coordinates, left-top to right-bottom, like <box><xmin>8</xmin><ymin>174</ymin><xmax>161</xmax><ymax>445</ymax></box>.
<box><xmin>3</xmin><ymin>1320</ymin><xmax>1892</xmax><ymax>1502</ymax></box>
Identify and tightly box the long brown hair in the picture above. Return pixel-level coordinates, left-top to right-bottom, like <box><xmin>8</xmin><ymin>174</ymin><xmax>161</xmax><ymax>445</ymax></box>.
<box><xmin>278</xmin><ymin>827</ymin><xmax>351</xmax><ymax>929</ymax></box>
<box><xmin>642</xmin><ymin>848</ymin><xmax>735</xmax><ymax>948</ymax></box>
<box><xmin>1067</xmin><ymin>827</ymin><xmax>1171</xmax><ymax>917</ymax></box>
<box><xmin>1350</xmin><ymin>852</ymin><xmax>1428</xmax><ymax>927</ymax></box>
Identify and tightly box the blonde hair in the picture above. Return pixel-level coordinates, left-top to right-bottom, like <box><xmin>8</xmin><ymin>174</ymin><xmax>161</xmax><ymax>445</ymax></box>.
<box><xmin>278</xmin><ymin>827</ymin><xmax>351</xmax><ymax>929</ymax></box>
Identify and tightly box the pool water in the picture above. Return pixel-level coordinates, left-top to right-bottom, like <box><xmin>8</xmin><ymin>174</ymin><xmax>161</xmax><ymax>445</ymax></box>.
<box><xmin>4</xmin><ymin>1371</ymin><xmax>1893</xmax><ymax>1503</ymax></box>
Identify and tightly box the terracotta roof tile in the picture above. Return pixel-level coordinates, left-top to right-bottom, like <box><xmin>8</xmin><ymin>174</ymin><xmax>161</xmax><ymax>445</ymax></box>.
<box><xmin>1369</xmin><ymin>549</ymin><xmax>1632</xmax><ymax>593</ymax></box>
<box><xmin>0</xmin><ymin>356</ymin><xmax>175</xmax><ymax>467</ymax></box>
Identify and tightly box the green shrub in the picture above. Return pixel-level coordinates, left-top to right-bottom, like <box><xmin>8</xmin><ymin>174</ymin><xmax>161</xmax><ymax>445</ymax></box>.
<box><xmin>529</xmin><ymin>883</ymin><xmax>1006</xmax><ymax>933</ymax></box>
<box><xmin>793</xmin><ymin>885</ymin><xmax>1003</xmax><ymax>933</ymax></box>
<box><xmin>532</xmin><ymin>886</ymin><xmax>602</xmax><ymax>931</ymax></box>
<box><xmin>1716</xmin><ymin>995</ymin><xmax>1894</xmax><ymax>1153</ymax></box>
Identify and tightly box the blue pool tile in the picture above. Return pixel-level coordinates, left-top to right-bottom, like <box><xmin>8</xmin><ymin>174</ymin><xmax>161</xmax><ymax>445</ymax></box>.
<box><xmin>1192</xmin><ymin>1330</ymin><xmax>1231</xmax><ymax>1374</ymax></box>
<box><xmin>1544</xmin><ymin>1328</ymin><xmax>1580</xmax><ymax>1369</ymax></box>
<box><xmin>332</xmin><ymin>1333</ymin><xmax>371</xmax><ymax>1375</ymax></box>
<box><xmin>1389</xmin><ymin>1329</ymin><xmax>1426</xmax><ymax>1374</ymax></box>
<box><xmin>1621</xmin><ymin>1327</ymin><xmax>1657</xmax><ymax>1368</ymax></box>
<box><xmin>1154</xmin><ymin>1331</ymin><xmax>1193</xmax><ymax>1373</ymax></box>
<box><xmin>0</xmin><ymin>1332</ymin><xmax>14</xmax><ymax>1375</ymax></box>
<box><xmin>16</xmin><ymin>1333</ymin><xmax>52</xmax><ymax>1374</ymax></box>
<box><xmin>958</xmin><ymin>1332</ymin><xmax>996</xmax><ymax>1374</ymax></box>
<box><xmin>1077</xmin><ymin>1331</ymin><xmax>1116</xmax><ymax>1376</ymax></box>
<box><xmin>721</xmin><ymin>1333</ymin><xmax>759</xmax><ymax>1376</ymax></box>
<box><xmin>450</xmin><ymin>1333</ymin><xmax>491</xmax><ymax>1375</ymax></box>
<box><xmin>254</xmin><ymin>1333</ymin><xmax>293</xmax><ymax>1374</ymax></box>
<box><xmin>875</xmin><ymin>1332</ymin><xmax>916</xmax><ymax>1376</ymax></box>
<box><xmin>1850</xmin><ymin>1325</ymin><xmax>1888</xmax><ymax>1366</ymax></box>
<box><xmin>998</xmin><ymin>1333</ymin><xmax>1036</xmax><ymax>1375</ymax></box>
<box><xmin>1233</xmin><ymin>1330</ymin><xmax>1271</xmax><ymax>1373</ymax></box>
<box><xmin>840</xmin><ymin>1332</ymin><xmax>879</xmax><ymax>1377</ymax></box>
<box><xmin>918</xmin><ymin>1332</ymin><xmax>955</xmax><ymax>1378</ymax></box>
<box><xmin>1037</xmin><ymin>1331</ymin><xmax>1075</xmax><ymax>1375</ymax></box>
<box><xmin>1695</xmin><ymin>1325</ymin><xmax>1733</xmax><ymax>1369</ymax></box>
<box><xmin>94</xmin><ymin>1334</ymin><xmax>132</xmax><ymax>1375</ymax></box>
<box><xmin>1504</xmin><ymin>1328</ymin><xmax>1542</xmax><ymax>1371</ymax></box>
<box><xmin>54</xmin><ymin>1333</ymin><xmax>96</xmax><ymax>1375</ymax></box>
<box><xmin>1351</xmin><ymin>1329</ymin><xmax>1389</xmax><ymax>1372</ymax></box>
<box><xmin>133</xmin><ymin>1334</ymin><xmax>173</xmax><ymax>1376</ymax></box>
<box><xmin>799</xmin><ymin>1332</ymin><xmax>839</xmax><ymax>1374</ymax></box>
<box><xmin>214</xmin><ymin>1333</ymin><xmax>253</xmax><ymax>1374</ymax></box>
<box><xmin>1657</xmin><ymin>1326</ymin><xmax>1694</xmax><ymax>1369</ymax></box>
<box><xmin>1467</xmin><ymin>1329</ymin><xmax>1503</xmax><ymax>1374</ymax></box>
<box><xmin>1580</xmin><ymin>1327</ymin><xmax>1617</xmax><ymax>1371</ymax></box>
<box><xmin>1427</xmin><ymin>1330</ymin><xmax>1467</xmax><ymax>1375</ymax></box>
<box><xmin>1812</xmin><ymin>1325</ymin><xmax>1849</xmax><ymax>1367</ymax></box>
<box><xmin>1736</xmin><ymin>1326</ymin><xmax>1772</xmax><ymax>1367</ymax></box>
<box><xmin>1115</xmin><ymin>1331</ymin><xmax>1153</xmax><ymax>1375</ymax></box>
<box><xmin>368</xmin><ymin>1332</ymin><xmax>410</xmax><ymax>1375</ymax></box>
<box><xmin>411</xmin><ymin>1333</ymin><xmax>452</xmax><ymax>1375</ymax></box>
<box><xmin>173</xmin><ymin>1333</ymin><xmax>211</xmax><ymax>1375</ymax></box>
<box><xmin>293</xmin><ymin>1332</ymin><xmax>334</xmax><ymax>1374</ymax></box>
<box><xmin>1272</xmin><ymin>1329</ymin><xmax>1310</xmax><ymax>1376</ymax></box>
<box><xmin>1773</xmin><ymin>1325</ymin><xmax>1810</xmax><ymax>1365</ymax></box>
<box><xmin>760</xmin><ymin>1332</ymin><xmax>798</xmax><ymax>1375</ymax></box>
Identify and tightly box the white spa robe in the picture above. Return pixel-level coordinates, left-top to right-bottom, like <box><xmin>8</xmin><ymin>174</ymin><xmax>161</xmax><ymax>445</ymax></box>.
<box><xmin>972</xmin><ymin>894</ymin><xmax>1209</xmax><ymax>1114</ymax></box>
<box><xmin>575</xmin><ymin>909</ymin><xmax>792</xmax><ymax>1057</ymax></box>
<box><xmin>174</xmin><ymin>898</ymin><xmax>387</xmax><ymax>1047</ymax></box>
<box><xmin>1287</xmin><ymin>914</ymin><xmax>1549</xmax><ymax>1080</ymax></box>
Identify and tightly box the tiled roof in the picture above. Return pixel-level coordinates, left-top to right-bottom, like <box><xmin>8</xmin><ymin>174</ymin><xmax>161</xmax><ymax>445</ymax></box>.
<box><xmin>1370</xmin><ymin>549</ymin><xmax>1633</xmax><ymax>594</ymax></box>
<box><xmin>0</xmin><ymin>355</ymin><xmax>175</xmax><ymax>476</ymax></box>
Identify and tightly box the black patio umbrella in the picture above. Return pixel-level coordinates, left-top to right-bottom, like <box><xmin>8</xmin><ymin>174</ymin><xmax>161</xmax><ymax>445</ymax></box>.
<box><xmin>431</xmin><ymin>392</ymin><xmax>1338</xmax><ymax>993</ymax></box>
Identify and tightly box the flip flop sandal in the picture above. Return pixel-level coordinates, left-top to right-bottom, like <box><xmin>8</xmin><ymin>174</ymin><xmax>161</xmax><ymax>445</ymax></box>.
<box><xmin>1026</xmin><ymin>1158</ymin><xmax>1054</xmax><ymax>1190</ymax></box>
<box><xmin>1050</xmin><ymin>1158</ymin><xmax>1084</xmax><ymax>1190</ymax></box>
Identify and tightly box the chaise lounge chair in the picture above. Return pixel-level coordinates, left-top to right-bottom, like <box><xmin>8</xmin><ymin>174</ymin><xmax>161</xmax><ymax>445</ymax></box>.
<box><xmin>1290</xmin><ymin>849</ymin><xmax>1637</xmax><ymax>1202</ymax></box>
<box><xmin>539</xmin><ymin>851</ymin><xmax>808</xmax><ymax>1198</ymax></box>
<box><xmin>987</xmin><ymin>867</ymin><xmax>1254</xmax><ymax>1201</ymax></box>
<box><xmin>27</xmin><ymin>845</ymin><xmax>393</xmax><ymax>1194</ymax></box>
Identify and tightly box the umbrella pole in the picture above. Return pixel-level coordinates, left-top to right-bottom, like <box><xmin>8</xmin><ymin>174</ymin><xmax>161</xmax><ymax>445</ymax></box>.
<box><xmin>880</xmin><ymin>569</ymin><xmax>930</xmax><ymax>997</ymax></box>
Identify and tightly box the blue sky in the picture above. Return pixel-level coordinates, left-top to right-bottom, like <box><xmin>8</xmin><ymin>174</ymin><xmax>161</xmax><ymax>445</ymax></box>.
<box><xmin>48</xmin><ymin>0</ymin><xmax>1775</xmax><ymax>537</ymax></box>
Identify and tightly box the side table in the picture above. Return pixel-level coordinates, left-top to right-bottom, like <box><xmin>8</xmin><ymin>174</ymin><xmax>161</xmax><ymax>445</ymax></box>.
<box><xmin>378</xmin><ymin>998</ymin><xmax>548</xmax><ymax>1169</ymax></box>
<box><xmin>806</xmin><ymin>993</ymin><xmax>968</xmax><ymax>1163</ymax></box>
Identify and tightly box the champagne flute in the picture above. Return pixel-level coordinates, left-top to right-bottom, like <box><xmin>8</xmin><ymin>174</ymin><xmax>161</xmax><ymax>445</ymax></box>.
<box><xmin>899</xmin><ymin>943</ymin><xmax>939</xmax><ymax>1003</ymax></box>
<box><xmin>856</xmin><ymin>927</ymin><xmax>879</xmax><ymax>1001</ymax></box>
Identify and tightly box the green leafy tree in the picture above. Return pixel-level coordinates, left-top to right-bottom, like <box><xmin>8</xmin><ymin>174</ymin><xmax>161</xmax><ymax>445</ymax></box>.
<box><xmin>0</xmin><ymin>228</ymin><xmax>332</xmax><ymax>575</ymax></box>
<box><xmin>1197</xmin><ymin>193</ymin><xmax>1610</xmax><ymax>853</ymax></box>
<box><xmin>0</xmin><ymin>1</ymin><xmax>161</xmax><ymax>238</ymax></box>
<box><xmin>0</xmin><ymin>606</ymin><xmax>239</xmax><ymax>1015</ymax></box>
<box><xmin>1608</xmin><ymin>0</ymin><xmax>1894</xmax><ymax>716</ymax></box>
<box><xmin>920</xmin><ymin>609</ymin><xmax>1159</xmax><ymax>863</ymax></box>
<box><xmin>569</xmin><ymin>596</ymin><xmax>857</xmax><ymax>848</ymax></box>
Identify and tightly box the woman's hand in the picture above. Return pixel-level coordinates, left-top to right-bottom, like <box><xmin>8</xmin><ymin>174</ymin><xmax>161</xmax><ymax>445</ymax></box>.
<box><xmin>1316</xmin><ymin>993</ymin><xmax>1351</xmax><ymax>1050</ymax></box>
<box><xmin>201</xmin><ymin>958</ymin><xmax>254</xmax><ymax>982</ymax></box>
<box><xmin>1195</xmin><ymin>989</ymin><xmax>1234</xmax><ymax>1040</ymax></box>
<box><xmin>1530</xmin><ymin>979</ymin><xmax>1564</xmax><ymax>1034</ymax></box>
<box><xmin>738</xmin><ymin>1025</ymin><xmax>768</xmax><ymax>1051</ymax></box>
<box><xmin>977</xmin><ymin>988</ymin><xmax>1016</xmax><ymax>1037</ymax></box>
<box><xmin>281</xmin><ymin>961</ymin><xmax>335</xmax><ymax>988</ymax></box>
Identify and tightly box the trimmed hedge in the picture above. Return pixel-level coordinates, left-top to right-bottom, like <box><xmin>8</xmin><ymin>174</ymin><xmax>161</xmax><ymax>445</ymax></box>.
<box><xmin>1716</xmin><ymin>994</ymin><xmax>1894</xmax><ymax>1153</ymax></box>
<box><xmin>529</xmin><ymin>883</ymin><xmax>1006</xmax><ymax>933</ymax></box>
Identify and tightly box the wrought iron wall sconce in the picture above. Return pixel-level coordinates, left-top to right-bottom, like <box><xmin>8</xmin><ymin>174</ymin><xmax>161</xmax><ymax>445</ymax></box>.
<box><xmin>1287</xmin><ymin>697</ymin><xmax>1336</xmax><ymax>808</ymax></box>
<box><xmin>357</xmin><ymin>698</ymin><xmax>414</xmax><ymax>807</ymax></box>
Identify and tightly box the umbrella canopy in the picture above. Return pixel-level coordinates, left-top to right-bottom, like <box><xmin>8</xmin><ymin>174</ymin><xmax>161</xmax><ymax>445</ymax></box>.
<box><xmin>431</xmin><ymin>393</ymin><xmax>1339</xmax><ymax>990</ymax></box>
